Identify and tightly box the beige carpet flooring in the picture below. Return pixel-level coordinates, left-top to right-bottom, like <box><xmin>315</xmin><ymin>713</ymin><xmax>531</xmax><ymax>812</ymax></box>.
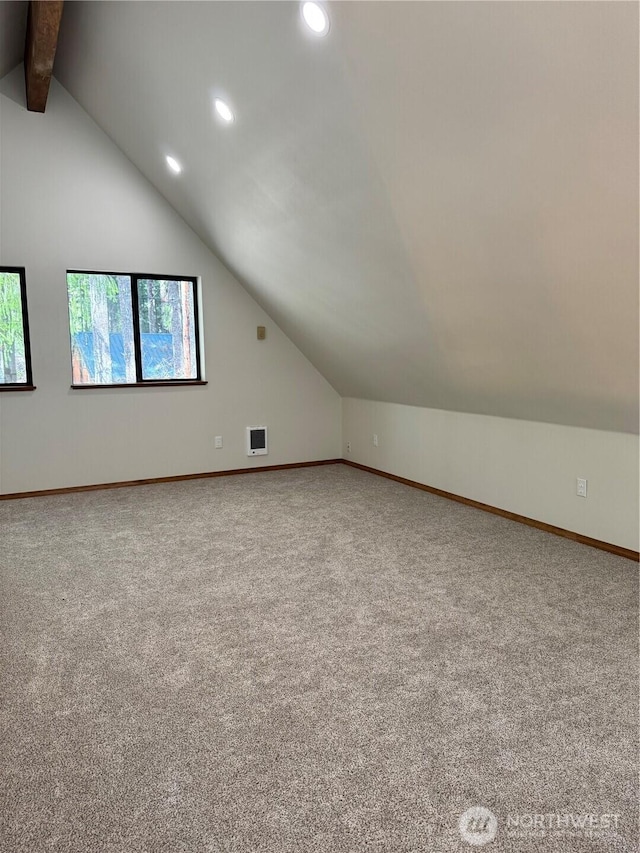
<box><xmin>1</xmin><ymin>464</ymin><xmax>637</xmax><ymax>852</ymax></box>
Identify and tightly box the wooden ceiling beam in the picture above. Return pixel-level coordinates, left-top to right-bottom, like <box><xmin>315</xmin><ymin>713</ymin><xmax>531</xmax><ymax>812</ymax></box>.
<box><xmin>24</xmin><ymin>1</ymin><xmax>64</xmax><ymax>113</ymax></box>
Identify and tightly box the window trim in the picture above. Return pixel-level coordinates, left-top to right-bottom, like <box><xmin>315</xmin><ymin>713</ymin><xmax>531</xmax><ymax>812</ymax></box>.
<box><xmin>71</xmin><ymin>381</ymin><xmax>208</xmax><ymax>390</ymax></box>
<box><xmin>67</xmin><ymin>269</ymin><xmax>204</xmax><ymax>387</ymax></box>
<box><xmin>0</xmin><ymin>266</ymin><xmax>35</xmax><ymax>391</ymax></box>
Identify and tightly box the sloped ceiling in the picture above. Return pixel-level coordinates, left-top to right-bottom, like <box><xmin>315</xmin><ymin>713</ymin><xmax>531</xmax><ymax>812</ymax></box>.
<box><xmin>0</xmin><ymin>0</ymin><xmax>26</xmax><ymax>80</ymax></box>
<box><xmin>16</xmin><ymin>2</ymin><xmax>640</xmax><ymax>431</ymax></box>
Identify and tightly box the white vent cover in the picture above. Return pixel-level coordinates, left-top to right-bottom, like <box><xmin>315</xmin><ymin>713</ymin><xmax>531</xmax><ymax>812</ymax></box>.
<box><xmin>246</xmin><ymin>426</ymin><xmax>268</xmax><ymax>456</ymax></box>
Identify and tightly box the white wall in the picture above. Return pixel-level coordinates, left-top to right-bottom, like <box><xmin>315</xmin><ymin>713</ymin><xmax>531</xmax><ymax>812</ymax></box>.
<box><xmin>0</xmin><ymin>69</ymin><xmax>341</xmax><ymax>494</ymax></box>
<box><xmin>343</xmin><ymin>398</ymin><xmax>639</xmax><ymax>552</ymax></box>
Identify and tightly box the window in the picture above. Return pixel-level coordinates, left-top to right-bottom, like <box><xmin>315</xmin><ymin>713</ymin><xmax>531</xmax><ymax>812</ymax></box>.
<box><xmin>67</xmin><ymin>271</ymin><xmax>203</xmax><ymax>386</ymax></box>
<box><xmin>0</xmin><ymin>267</ymin><xmax>33</xmax><ymax>389</ymax></box>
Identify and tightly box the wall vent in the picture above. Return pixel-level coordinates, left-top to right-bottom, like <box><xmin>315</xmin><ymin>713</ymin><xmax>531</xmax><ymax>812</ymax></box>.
<box><xmin>246</xmin><ymin>426</ymin><xmax>268</xmax><ymax>456</ymax></box>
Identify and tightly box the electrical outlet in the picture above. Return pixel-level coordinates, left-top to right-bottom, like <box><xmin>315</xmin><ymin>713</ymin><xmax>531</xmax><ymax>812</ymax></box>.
<box><xmin>346</xmin><ymin>441</ymin><xmax>351</xmax><ymax>453</ymax></box>
<box><xmin>215</xmin><ymin>435</ymin><xmax>223</xmax><ymax>449</ymax></box>
<box><xmin>373</xmin><ymin>434</ymin><xmax>378</xmax><ymax>447</ymax></box>
<box><xmin>576</xmin><ymin>477</ymin><xmax>587</xmax><ymax>498</ymax></box>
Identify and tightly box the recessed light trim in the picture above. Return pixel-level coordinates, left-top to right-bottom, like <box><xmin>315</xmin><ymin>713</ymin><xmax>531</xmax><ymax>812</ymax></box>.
<box><xmin>301</xmin><ymin>1</ymin><xmax>329</xmax><ymax>36</ymax></box>
<box><xmin>165</xmin><ymin>155</ymin><xmax>182</xmax><ymax>174</ymax></box>
<box><xmin>214</xmin><ymin>98</ymin><xmax>234</xmax><ymax>123</ymax></box>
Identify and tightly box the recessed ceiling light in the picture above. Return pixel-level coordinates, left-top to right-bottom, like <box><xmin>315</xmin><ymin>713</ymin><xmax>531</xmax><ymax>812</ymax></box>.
<box><xmin>166</xmin><ymin>155</ymin><xmax>182</xmax><ymax>174</ymax></box>
<box><xmin>214</xmin><ymin>98</ymin><xmax>234</xmax><ymax>123</ymax></box>
<box><xmin>301</xmin><ymin>1</ymin><xmax>329</xmax><ymax>36</ymax></box>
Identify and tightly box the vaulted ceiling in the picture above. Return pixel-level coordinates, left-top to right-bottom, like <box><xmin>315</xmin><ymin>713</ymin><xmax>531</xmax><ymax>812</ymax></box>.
<box><xmin>2</xmin><ymin>1</ymin><xmax>638</xmax><ymax>433</ymax></box>
<box><xmin>0</xmin><ymin>0</ymin><xmax>26</xmax><ymax>79</ymax></box>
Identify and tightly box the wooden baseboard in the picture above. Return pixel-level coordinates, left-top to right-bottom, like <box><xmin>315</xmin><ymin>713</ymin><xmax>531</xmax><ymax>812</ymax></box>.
<box><xmin>0</xmin><ymin>459</ymin><xmax>342</xmax><ymax>501</ymax></box>
<box><xmin>3</xmin><ymin>456</ymin><xmax>636</xmax><ymax>562</ymax></box>
<box><xmin>341</xmin><ymin>459</ymin><xmax>639</xmax><ymax>562</ymax></box>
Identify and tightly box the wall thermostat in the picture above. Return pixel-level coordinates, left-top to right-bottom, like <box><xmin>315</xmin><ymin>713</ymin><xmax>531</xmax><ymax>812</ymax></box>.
<box><xmin>246</xmin><ymin>426</ymin><xmax>268</xmax><ymax>456</ymax></box>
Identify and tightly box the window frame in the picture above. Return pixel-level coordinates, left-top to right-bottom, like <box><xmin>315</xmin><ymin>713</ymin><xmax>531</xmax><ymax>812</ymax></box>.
<box><xmin>67</xmin><ymin>269</ymin><xmax>205</xmax><ymax>388</ymax></box>
<box><xmin>0</xmin><ymin>266</ymin><xmax>35</xmax><ymax>391</ymax></box>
